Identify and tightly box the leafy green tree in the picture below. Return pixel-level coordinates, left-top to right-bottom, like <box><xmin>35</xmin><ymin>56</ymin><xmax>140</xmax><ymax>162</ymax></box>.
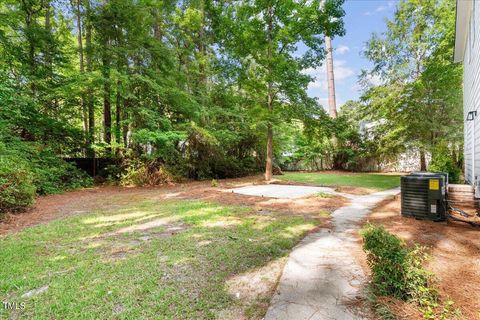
<box><xmin>360</xmin><ymin>0</ymin><xmax>462</xmax><ymax>170</ymax></box>
<box><xmin>0</xmin><ymin>0</ymin><xmax>348</xmax><ymax>210</ymax></box>
<box><xmin>221</xmin><ymin>0</ymin><xmax>345</xmax><ymax>180</ymax></box>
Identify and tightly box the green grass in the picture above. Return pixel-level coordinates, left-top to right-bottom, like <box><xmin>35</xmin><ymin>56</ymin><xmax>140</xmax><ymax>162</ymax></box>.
<box><xmin>314</xmin><ymin>192</ymin><xmax>335</xmax><ymax>198</ymax></box>
<box><xmin>279</xmin><ymin>172</ymin><xmax>401</xmax><ymax>191</ymax></box>
<box><xmin>0</xmin><ymin>199</ymin><xmax>318</xmax><ymax>319</ymax></box>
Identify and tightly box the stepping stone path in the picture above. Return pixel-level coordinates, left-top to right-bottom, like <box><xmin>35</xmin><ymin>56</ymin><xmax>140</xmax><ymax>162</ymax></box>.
<box><xmin>264</xmin><ymin>188</ymin><xmax>400</xmax><ymax>320</ymax></box>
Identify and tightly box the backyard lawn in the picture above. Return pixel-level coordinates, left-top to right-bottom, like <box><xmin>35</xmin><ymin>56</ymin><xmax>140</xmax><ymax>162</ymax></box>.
<box><xmin>0</xmin><ymin>173</ymin><xmax>397</xmax><ymax>319</ymax></box>
<box><xmin>279</xmin><ymin>171</ymin><xmax>401</xmax><ymax>191</ymax></box>
<box><xmin>0</xmin><ymin>197</ymin><xmax>318</xmax><ymax>319</ymax></box>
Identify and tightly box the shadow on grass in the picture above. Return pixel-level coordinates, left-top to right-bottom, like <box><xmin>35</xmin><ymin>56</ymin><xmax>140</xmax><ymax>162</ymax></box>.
<box><xmin>0</xmin><ymin>199</ymin><xmax>317</xmax><ymax>319</ymax></box>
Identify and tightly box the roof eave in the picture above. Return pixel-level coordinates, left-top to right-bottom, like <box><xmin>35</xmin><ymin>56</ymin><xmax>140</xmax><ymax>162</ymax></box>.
<box><xmin>454</xmin><ymin>0</ymin><xmax>472</xmax><ymax>63</ymax></box>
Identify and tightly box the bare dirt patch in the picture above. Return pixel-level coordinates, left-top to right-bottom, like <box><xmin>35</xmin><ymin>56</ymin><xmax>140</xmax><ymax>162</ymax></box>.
<box><xmin>282</xmin><ymin>170</ymin><xmax>406</xmax><ymax>176</ymax></box>
<box><xmin>178</xmin><ymin>188</ymin><xmax>346</xmax><ymax>220</ymax></box>
<box><xmin>1</xmin><ymin>175</ymin><xmax>346</xmax><ymax>236</ymax></box>
<box><xmin>335</xmin><ymin>185</ymin><xmax>378</xmax><ymax>195</ymax></box>
<box><xmin>0</xmin><ymin>185</ymin><xmax>170</xmax><ymax>235</ymax></box>
<box><xmin>359</xmin><ymin>196</ymin><xmax>480</xmax><ymax>319</ymax></box>
<box><xmin>222</xmin><ymin>258</ymin><xmax>287</xmax><ymax>320</ymax></box>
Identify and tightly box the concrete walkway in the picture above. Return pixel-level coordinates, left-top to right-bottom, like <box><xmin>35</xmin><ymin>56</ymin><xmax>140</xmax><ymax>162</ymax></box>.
<box><xmin>225</xmin><ymin>184</ymin><xmax>336</xmax><ymax>199</ymax></box>
<box><xmin>264</xmin><ymin>188</ymin><xmax>400</xmax><ymax>320</ymax></box>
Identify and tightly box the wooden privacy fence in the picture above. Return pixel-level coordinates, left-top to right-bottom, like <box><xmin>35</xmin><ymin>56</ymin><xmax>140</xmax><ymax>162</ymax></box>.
<box><xmin>63</xmin><ymin>158</ymin><xmax>116</xmax><ymax>177</ymax></box>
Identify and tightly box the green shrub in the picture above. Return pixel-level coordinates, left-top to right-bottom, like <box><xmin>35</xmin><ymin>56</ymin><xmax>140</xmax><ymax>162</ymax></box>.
<box><xmin>181</xmin><ymin>125</ymin><xmax>261</xmax><ymax>179</ymax></box>
<box><xmin>0</xmin><ymin>140</ymin><xmax>93</xmax><ymax>214</ymax></box>
<box><xmin>361</xmin><ymin>224</ymin><xmax>462</xmax><ymax>319</ymax></box>
<box><xmin>0</xmin><ymin>155</ymin><xmax>36</xmax><ymax>213</ymax></box>
<box><xmin>361</xmin><ymin>224</ymin><xmax>435</xmax><ymax>301</ymax></box>
<box><xmin>119</xmin><ymin>159</ymin><xmax>175</xmax><ymax>187</ymax></box>
<box><xmin>29</xmin><ymin>150</ymin><xmax>93</xmax><ymax>195</ymax></box>
<box><xmin>428</xmin><ymin>143</ymin><xmax>461</xmax><ymax>183</ymax></box>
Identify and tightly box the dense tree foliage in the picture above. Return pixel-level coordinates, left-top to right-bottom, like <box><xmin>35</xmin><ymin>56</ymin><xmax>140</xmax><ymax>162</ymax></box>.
<box><xmin>0</xmin><ymin>0</ymin><xmax>465</xmax><ymax>212</ymax></box>
<box><xmin>0</xmin><ymin>0</ymin><xmax>347</xmax><ymax>211</ymax></box>
<box><xmin>283</xmin><ymin>0</ymin><xmax>463</xmax><ymax>174</ymax></box>
<box><xmin>357</xmin><ymin>0</ymin><xmax>463</xmax><ymax>171</ymax></box>
<box><xmin>219</xmin><ymin>0</ymin><xmax>345</xmax><ymax>179</ymax></box>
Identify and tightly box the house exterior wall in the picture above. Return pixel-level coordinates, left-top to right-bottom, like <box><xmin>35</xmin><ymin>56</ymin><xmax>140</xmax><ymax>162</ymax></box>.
<box><xmin>463</xmin><ymin>0</ymin><xmax>480</xmax><ymax>188</ymax></box>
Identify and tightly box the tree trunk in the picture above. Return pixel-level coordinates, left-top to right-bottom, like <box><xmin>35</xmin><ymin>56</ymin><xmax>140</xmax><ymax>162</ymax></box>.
<box><xmin>20</xmin><ymin>0</ymin><xmax>37</xmax><ymax>94</ymax></box>
<box><xmin>44</xmin><ymin>1</ymin><xmax>53</xmax><ymax>79</ymax></box>
<box><xmin>73</xmin><ymin>0</ymin><xmax>89</xmax><ymax>154</ymax></box>
<box><xmin>265</xmin><ymin>122</ymin><xmax>273</xmax><ymax>181</ymax></box>
<box><xmin>103</xmin><ymin>77</ymin><xmax>112</xmax><ymax>149</ymax></box>
<box><xmin>264</xmin><ymin>4</ymin><xmax>274</xmax><ymax>181</ymax></box>
<box><xmin>420</xmin><ymin>150</ymin><xmax>427</xmax><ymax>171</ymax></box>
<box><xmin>458</xmin><ymin>144</ymin><xmax>464</xmax><ymax>169</ymax></box>
<box><xmin>102</xmin><ymin>42</ymin><xmax>112</xmax><ymax>150</ymax></box>
<box><xmin>122</xmin><ymin>98</ymin><xmax>129</xmax><ymax>148</ymax></box>
<box><xmin>75</xmin><ymin>1</ymin><xmax>84</xmax><ymax>73</ymax></box>
<box><xmin>103</xmin><ymin>83</ymin><xmax>112</xmax><ymax>148</ymax></box>
<box><xmin>198</xmin><ymin>2</ymin><xmax>207</xmax><ymax>90</ymax></box>
<box><xmin>44</xmin><ymin>1</ymin><xmax>60</xmax><ymax>113</ymax></box>
<box><xmin>115</xmin><ymin>81</ymin><xmax>122</xmax><ymax>147</ymax></box>
<box><xmin>153</xmin><ymin>8</ymin><xmax>162</xmax><ymax>40</ymax></box>
<box><xmin>26</xmin><ymin>12</ymin><xmax>35</xmax><ymax>79</ymax></box>
<box><xmin>85</xmin><ymin>0</ymin><xmax>95</xmax><ymax>156</ymax></box>
<box><xmin>325</xmin><ymin>35</ymin><xmax>337</xmax><ymax>118</ymax></box>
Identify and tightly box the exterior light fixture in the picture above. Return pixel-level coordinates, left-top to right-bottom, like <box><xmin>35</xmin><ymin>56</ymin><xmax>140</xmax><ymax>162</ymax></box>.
<box><xmin>467</xmin><ymin>111</ymin><xmax>477</xmax><ymax>121</ymax></box>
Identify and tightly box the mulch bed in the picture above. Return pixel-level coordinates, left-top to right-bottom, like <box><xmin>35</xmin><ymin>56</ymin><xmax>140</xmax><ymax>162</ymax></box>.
<box><xmin>359</xmin><ymin>196</ymin><xmax>480</xmax><ymax>319</ymax></box>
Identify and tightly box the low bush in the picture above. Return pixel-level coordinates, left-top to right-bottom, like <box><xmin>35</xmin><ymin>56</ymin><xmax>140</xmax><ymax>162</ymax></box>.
<box><xmin>25</xmin><ymin>148</ymin><xmax>93</xmax><ymax>195</ymax></box>
<box><xmin>0</xmin><ymin>155</ymin><xmax>36</xmax><ymax>214</ymax></box>
<box><xmin>361</xmin><ymin>224</ymin><xmax>434</xmax><ymax>301</ymax></box>
<box><xmin>0</xmin><ymin>140</ymin><xmax>93</xmax><ymax>213</ymax></box>
<box><xmin>119</xmin><ymin>159</ymin><xmax>176</xmax><ymax>187</ymax></box>
<box><xmin>361</xmin><ymin>224</ymin><xmax>460</xmax><ymax>319</ymax></box>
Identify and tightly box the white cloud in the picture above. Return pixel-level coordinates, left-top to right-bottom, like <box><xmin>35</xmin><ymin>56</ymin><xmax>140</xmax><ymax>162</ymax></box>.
<box><xmin>304</xmin><ymin>60</ymin><xmax>353</xmax><ymax>77</ymax></box>
<box><xmin>303</xmin><ymin>67</ymin><xmax>328</xmax><ymax>90</ymax></box>
<box><xmin>364</xmin><ymin>1</ymin><xmax>396</xmax><ymax>16</ymax></box>
<box><xmin>336</xmin><ymin>45</ymin><xmax>350</xmax><ymax>55</ymax></box>
<box><xmin>317</xmin><ymin>97</ymin><xmax>329</xmax><ymax>107</ymax></box>
<box><xmin>303</xmin><ymin>60</ymin><xmax>355</xmax><ymax>92</ymax></box>
<box><xmin>316</xmin><ymin>97</ymin><xmax>345</xmax><ymax>111</ymax></box>
<box><xmin>334</xmin><ymin>60</ymin><xmax>355</xmax><ymax>80</ymax></box>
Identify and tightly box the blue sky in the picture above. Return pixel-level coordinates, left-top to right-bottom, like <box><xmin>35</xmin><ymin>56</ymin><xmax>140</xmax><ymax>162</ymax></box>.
<box><xmin>305</xmin><ymin>0</ymin><xmax>398</xmax><ymax>109</ymax></box>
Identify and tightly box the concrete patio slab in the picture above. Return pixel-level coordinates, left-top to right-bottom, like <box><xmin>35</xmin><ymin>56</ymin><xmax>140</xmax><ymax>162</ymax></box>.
<box><xmin>224</xmin><ymin>184</ymin><xmax>336</xmax><ymax>199</ymax></box>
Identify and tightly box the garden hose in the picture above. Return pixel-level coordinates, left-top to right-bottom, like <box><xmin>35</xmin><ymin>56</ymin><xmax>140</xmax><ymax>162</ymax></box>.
<box><xmin>446</xmin><ymin>202</ymin><xmax>480</xmax><ymax>227</ymax></box>
<box><xmin>448</xmin><ymin>205</ymin><xmax>473</xmax><ymax>218</ymax></box>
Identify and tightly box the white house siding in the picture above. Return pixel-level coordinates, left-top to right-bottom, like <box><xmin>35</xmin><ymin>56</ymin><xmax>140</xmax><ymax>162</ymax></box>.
<box><xmin>463</xmin><ymin>1</ymin><xmax>480</xmax><ymax>186</ymax></box>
